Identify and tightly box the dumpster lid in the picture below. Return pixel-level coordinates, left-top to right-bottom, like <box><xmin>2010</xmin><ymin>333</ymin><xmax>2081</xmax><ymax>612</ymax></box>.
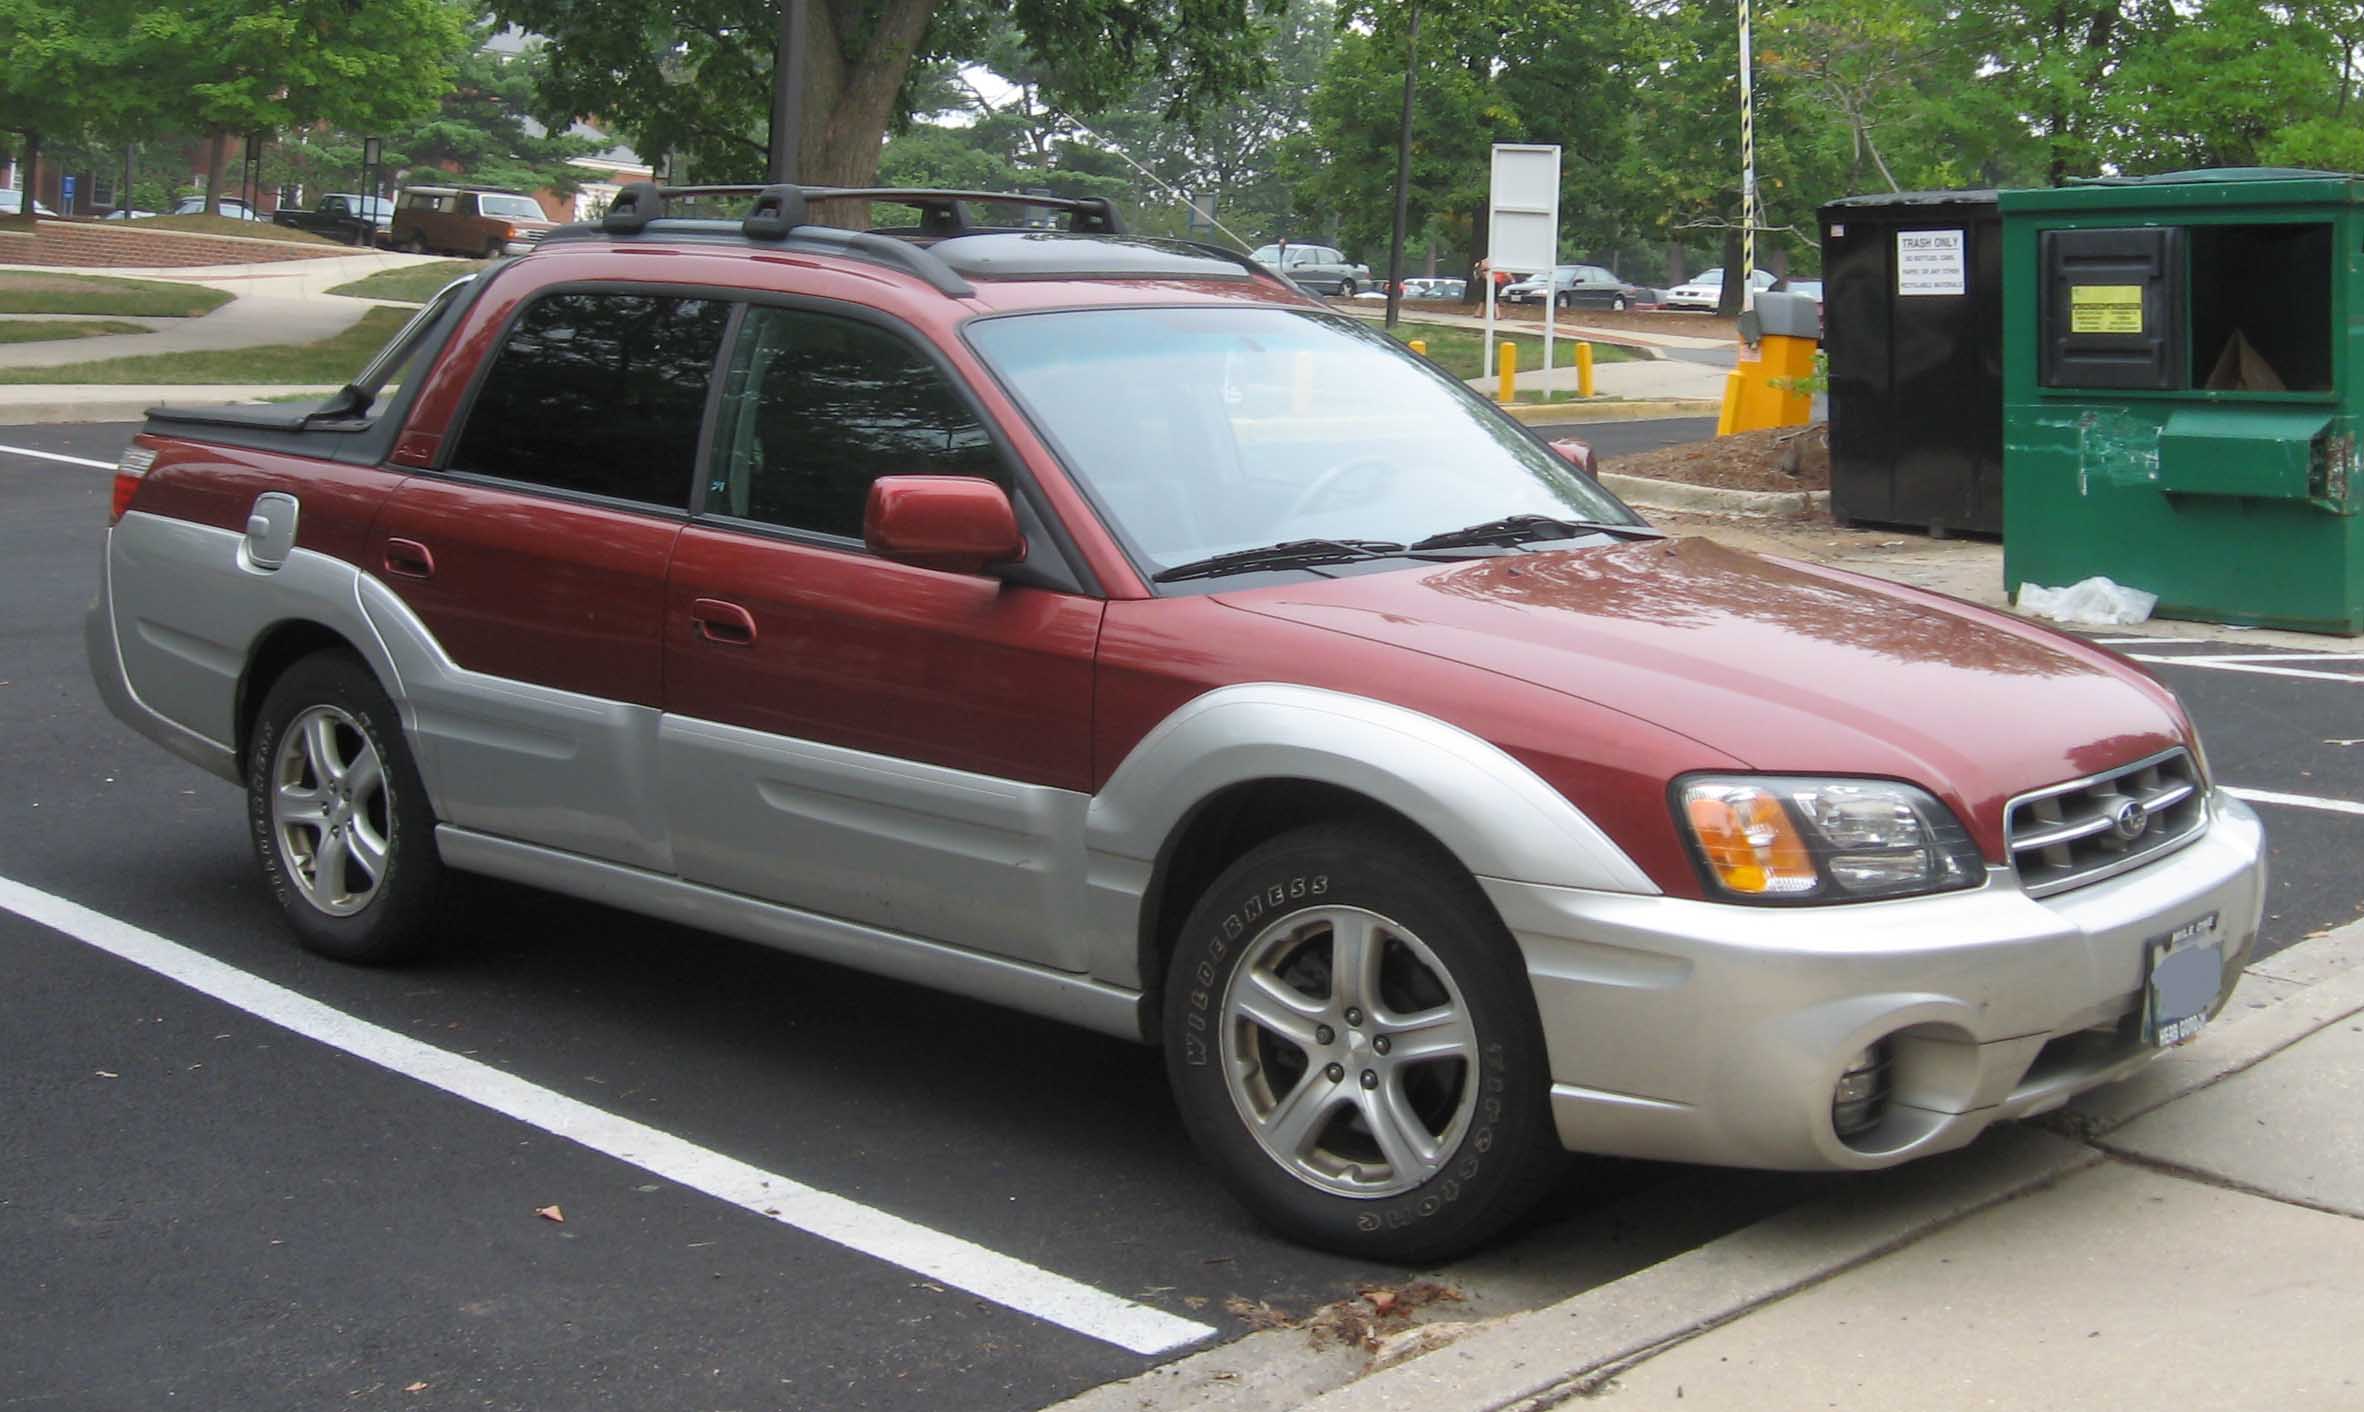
<box><xmin>2001</xmin><ymin>167</ymin><xmax>2364</xmax><ymax>211</ymax></box>
<box><xmin>2066</xmin><ymin>166</ymin><xmax>2349</xmax><ymax>187</ymax></box>
<box><xmin>1821</xmin><ymin>189</ymin><xmax>1999</xmax><ymax>211</ymax></box>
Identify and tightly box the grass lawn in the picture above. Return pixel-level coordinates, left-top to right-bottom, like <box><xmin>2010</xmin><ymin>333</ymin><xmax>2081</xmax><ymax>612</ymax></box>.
<box><xmin>327</xmin><ymin>260</ymin><xmax>486</xmax><ymax>303</ymax></box>
<box><xmin>1385</xmin><ymin>322</ymin><xmax>1639</xmax><ymax>382</ymax></box>
<box><xmin>129</xmin><ymin>214</ymin><xmax>345</xmax><ymax>245</ymax></box>
<box><xmin>0</xmin><ymin>318</ymin><xmax>151</xmax><ymax>343</ymax></box>
<box><xmin>0</xmin><ymin>306</ymin><xmax>411</xmax><ymax>385</ymax></box>
<box><xmin>0</xmin><ymin>272</ymin><xmax>233</xmax><ymax>317</ymax></box>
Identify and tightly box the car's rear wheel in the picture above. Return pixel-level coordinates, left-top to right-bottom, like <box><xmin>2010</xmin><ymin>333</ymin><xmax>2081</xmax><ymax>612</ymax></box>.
<box><xmin>247</xmin><ymin>651</ymin><xmax>445</xmax><ymax>964</ymax></box>
<box><xmin>1163</xmin><ymin>823</ymin><xmax>1562</xmax><ymax>1262</ymax></box>
<box><xmin>1337</xmin><ymin>278</ymin><xmax>1357</xmax><ymax>298</ymax></box>
<box><xmin>1612</xmin><ymin>295</ymin><xmax>1628</xmax><ymax>312</ymax></box>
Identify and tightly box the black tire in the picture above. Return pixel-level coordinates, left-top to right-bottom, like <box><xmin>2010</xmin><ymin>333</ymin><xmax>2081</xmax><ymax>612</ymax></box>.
<box><xmin>246</xmin><ymin>650</ymin><xmax>446</xmax><ymax>965</ymax></box>
<box><xmin>1337</xmin><ymin>278</ymin><xmax>1357</xmax><ymax>298</ymax></box>
<box><xmin>1163</xmin><ymin>823</ymin><xmax>1563</xmax><ymax>1262</ymax></box>
<box><xmin>1611</xmin><ymin>295</ymin><xmax>1628</xmax><ymax>312</ymax></box>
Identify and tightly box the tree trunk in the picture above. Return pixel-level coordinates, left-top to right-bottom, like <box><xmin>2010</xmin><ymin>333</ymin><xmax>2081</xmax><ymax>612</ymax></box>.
<box><xmin>799</xmin><ymin>0</ymin><xmax>937</xmax><ymax>225</ymax></box>
<box><xmin>1715</xmin><ymin>226</ymin><xmax>1745</xmax><ymax>317</ymax></box>
<box><xmin>204</xmin><ymin>132</ymin><xmax>229</xmax><ymax>217</ymax></box>
<box><xmin>18</xmin><ymin>130</ymin><xmax>38</xmax><ymax>218</ymax></box>
<box><xmin>1666</xmin><ymin>241</ymin><xmax>1686</xmax><ymax>284</ymax></box>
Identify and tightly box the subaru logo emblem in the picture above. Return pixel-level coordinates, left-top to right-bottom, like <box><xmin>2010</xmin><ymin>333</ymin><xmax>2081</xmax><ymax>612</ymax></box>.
<box><xmin>2112</xmin><ymin>799</ymin><xmax>2150</xmax><ymax>841</ymax></box>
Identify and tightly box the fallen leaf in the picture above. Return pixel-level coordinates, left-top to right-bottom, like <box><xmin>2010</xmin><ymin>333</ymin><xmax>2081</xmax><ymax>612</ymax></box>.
<box><xmin>95</xmin><ymin>1070</ymin><xmax>118</xmax><ymax>1079</ymax></box>
<box><xmin>1367</xmin><ymin>1289</ymin><xmax>1399</xmax><ymax>1315</ymax></box>
<box><xmin>535</xmin><ymin>1205</ymin><xmax>565</xmax><ymax>1223</ymax></box>
<box><xmin>404</xmin><ymin>1383</ymin><xmax>429</xmax><ymax>1393</ymax></box>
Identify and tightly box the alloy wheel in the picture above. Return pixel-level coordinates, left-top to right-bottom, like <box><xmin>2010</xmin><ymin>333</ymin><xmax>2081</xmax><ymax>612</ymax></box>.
<box><xmin>1219</xmin><ymin>905</ymin><xmax>1479</xmax><ymax>1198</ymax></box>
<box><xmin>269</xmin><ymin>705</ymin><xmax>390</xmax><ymax>916</ymax></box>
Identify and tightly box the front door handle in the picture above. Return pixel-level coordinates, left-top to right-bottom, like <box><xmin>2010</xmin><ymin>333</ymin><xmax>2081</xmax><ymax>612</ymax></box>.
<box><xmin>383</xmin><ymin>538</ymin><xmax>435</xmax><ymax>579</ymax></box>
<box><xmin>690</xmin><ymin>597</ymin><xmax>758</xmax><ymax>646</ymax></box>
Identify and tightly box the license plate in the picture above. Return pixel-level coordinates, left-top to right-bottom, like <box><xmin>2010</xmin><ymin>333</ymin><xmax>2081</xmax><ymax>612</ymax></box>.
<box><xmin>2145</xmin><ymin>911</ymin><xmax>2224</xmax><ymax>1047</ymax></box>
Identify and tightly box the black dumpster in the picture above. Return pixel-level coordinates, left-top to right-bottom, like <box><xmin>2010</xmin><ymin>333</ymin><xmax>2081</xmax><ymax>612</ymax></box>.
<box><xmin>1820</xmin><ymin>191</ymin><xmax>2004</xmax><ymax>536</ymax></box>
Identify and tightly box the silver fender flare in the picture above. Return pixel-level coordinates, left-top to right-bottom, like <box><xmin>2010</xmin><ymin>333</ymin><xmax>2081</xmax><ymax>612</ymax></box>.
<box><xmin>1082</xmin><ymin>683</ymin><xmax>1658</xmax><ymax>986</ymax></box>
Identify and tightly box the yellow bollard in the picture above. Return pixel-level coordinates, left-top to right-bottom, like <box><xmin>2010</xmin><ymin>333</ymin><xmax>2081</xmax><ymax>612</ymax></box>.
<box><xmin>1575</xmin><ymin>341</ymin><xmax>1595</xmax><ymax>399</ymax></box>
<box><xmin>1497</xmin><ymin>339</ymin><xmax>1518</xmax><ymax>403</ymax></box>
<box><xmin>1409</xmin><ymin>339</ymin><xmax>1427</xmax><ymax>357</ymax></box>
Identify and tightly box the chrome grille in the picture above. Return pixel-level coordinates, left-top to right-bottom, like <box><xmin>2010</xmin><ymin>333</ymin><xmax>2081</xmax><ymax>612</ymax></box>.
<box><xmin>2006</xmin><ymin>748</ymin><xmax>2207</xmax><ymax>898</ymax></box>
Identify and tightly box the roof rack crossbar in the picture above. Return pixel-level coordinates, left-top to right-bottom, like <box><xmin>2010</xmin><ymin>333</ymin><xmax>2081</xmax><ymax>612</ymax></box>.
<box><xmin>598</xmin><ymin>181</ymin><xmax>1123</xmax><ymax>237</ymax></box>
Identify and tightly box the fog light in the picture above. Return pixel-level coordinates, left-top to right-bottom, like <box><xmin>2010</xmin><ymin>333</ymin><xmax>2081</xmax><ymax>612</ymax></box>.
<box><xmin>1832</xmin><ymin>1042</ymin><xmax>1891</xmax><ymax>1138</ymax></box>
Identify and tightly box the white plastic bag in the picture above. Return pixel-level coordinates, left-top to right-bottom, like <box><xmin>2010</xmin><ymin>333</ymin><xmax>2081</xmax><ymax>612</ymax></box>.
<box><xmin>2017</xmin><ymin>576</ymin><xmax>2159</xmax><ymax>626</ymax></box>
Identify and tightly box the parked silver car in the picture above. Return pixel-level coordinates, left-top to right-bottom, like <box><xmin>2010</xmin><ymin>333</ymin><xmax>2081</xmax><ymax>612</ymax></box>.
<box><xmin>1249</xmin><ymin>243</ymin><xmax>1372</xmax><ymax>297</ymax></box>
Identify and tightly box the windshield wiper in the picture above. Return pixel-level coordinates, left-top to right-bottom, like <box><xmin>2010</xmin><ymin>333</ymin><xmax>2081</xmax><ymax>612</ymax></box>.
<box><xmin>1410</xmin><ymin>514</ymin><xmax>1662</xmax><ymax>552</ymax></box>
<box><xmin>1152</xmin><ymin>538</ymin><xmax>1413</xmax><ymax>583</ymax></box>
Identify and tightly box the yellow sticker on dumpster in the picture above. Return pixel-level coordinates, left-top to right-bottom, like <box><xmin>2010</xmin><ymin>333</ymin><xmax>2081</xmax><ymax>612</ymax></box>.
<box><xmin>2071</xmin><ymin>285</ymin><xmax>2144</xmax><ymax>334</ymax></box>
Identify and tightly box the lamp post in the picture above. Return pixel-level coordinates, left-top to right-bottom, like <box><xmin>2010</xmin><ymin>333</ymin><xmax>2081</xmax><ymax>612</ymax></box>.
<box><xmin>769</xmin><ymin>0</ymin><xmax>809</xmax><ymax>182</ymax></box>
<box><xmin>1738</xmin><ymin>0</ymin><xmax>1758</xmax><ymax>307</ymax></box>
<box><xmin>1384</xmin><ymin>0</ymin><xmax>1422</xmax><ymax>329</ymax></box>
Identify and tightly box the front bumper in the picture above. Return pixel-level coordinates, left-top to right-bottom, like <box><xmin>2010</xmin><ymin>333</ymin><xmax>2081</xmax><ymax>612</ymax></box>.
<box><xmin>1481</xmin><ymin>791</ymin><xmax>2266</xmax><ymax>1172</ymax></box>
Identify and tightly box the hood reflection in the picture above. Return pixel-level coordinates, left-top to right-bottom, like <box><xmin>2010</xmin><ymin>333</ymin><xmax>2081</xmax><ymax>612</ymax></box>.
<box><xmin>1420</xmin><ymin>537</ymin><xmax>2077</xmax><ymax>678</ymax></box>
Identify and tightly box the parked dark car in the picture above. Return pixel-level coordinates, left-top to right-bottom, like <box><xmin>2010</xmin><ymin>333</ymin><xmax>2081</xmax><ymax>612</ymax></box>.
<box><xmin>273</xmin><ymin>193</ymin><xmax>393</xmax><ymax>246</ymax></box>
<box><xmin>1502</xmin><ymin>265</ymin><xmax>1650</xmax><ymax>310</ymax></box>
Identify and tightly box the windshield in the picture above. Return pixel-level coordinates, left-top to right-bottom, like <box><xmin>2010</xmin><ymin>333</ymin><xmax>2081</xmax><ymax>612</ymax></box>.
<box><xmin>1691</xmin><ymin>269</ymin><xmax>1725</xmax><ymax>285</ymax></box>
<box><xmin>966</xmin><ymin>307</ymin><xmax>1637</xmax><ymax>583</ymax></box>
<box><xmin>478</xmin><ymin>195</ymin><xmax>544</xmax><ymax>219</ymax></box>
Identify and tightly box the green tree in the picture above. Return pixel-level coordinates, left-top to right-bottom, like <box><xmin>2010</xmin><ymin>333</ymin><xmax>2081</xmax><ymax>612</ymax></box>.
<box><xmin>128</xmin><ymin>0</ymin><xmax>471</xmax><ymax>214</ymax></box>
<box><xmin>496</xmin><ymin>0</ymin><xmax>1279</xmax><ymax>199</ymax></box>
<box><xmin>264</xmin><ymin>32</ymin><xmax>607</xmax><ymax>204</ymax></box>
<box><xmin>0</xmin><ymin>0</ymin><xmax>139</xmax><ymax>212</ymax></box>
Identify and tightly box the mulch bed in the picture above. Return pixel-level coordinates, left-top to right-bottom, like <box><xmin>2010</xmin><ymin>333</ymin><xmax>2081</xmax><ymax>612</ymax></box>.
<box><xmin>1599</xmin><ymin>423</ymin><xmax>1831</xmax><ymax>494</ymax></box>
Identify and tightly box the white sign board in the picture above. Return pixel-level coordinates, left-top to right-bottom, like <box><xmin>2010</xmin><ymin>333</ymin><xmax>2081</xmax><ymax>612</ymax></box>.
<box><xmin>1488</xmin><ymin>144</ymin><xmax>1561</xmax><ymax>274</ymax></box>
<box><xmin>1897</xmin><ymin>229</ymin><xmax>1966</xmax><ymax>296</ymax></box>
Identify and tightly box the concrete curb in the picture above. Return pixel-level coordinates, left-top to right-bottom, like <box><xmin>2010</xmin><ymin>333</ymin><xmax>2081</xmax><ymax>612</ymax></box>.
<box><xmin>1302</xmin><ymin>914</ymin><xmax>2364</xmax><ymax>1412</ymax></box>
<box><xmin>1297</xmin><ymin>1131</ymin><xmax>2104</xmax><ymax>1412</ymax></box>
<box><xmin>1596</xmin><ymin>469</ymin><xmax>1826</xmax><ymax>517</ymax></box>
<box><xmin>1497</xmin><ymin>399</ymin><xmax>1723</xmax><ymax>426</ymax></box>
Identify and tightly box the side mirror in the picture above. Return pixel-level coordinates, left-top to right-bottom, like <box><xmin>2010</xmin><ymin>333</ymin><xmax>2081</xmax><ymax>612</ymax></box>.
<box><xmin>863</xmin><ymin>475</ymin><xmax>1026</xmax><ymax>575</ymax></box>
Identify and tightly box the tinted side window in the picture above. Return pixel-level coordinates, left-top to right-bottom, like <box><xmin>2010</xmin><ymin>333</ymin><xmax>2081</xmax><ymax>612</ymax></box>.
<box><xmin>449</xmin><ymin>291</ymin><xmax>730</xmax><ymax>507</ymax></box>
<box><xmin>706</xmin><ymin>306</ymin><xmax>1003</xmax><ymax>538</ymax></box>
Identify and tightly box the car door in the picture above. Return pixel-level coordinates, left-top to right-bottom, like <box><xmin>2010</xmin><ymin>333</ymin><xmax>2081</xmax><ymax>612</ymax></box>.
<box><xmin>370</xmin><ymin>287</ymin><xmax>732</xmax><ymax>871</ymax></box>
<box><xmin>659</xmin><ymin>300</ymin><xmax>1106</xmax><ymax>970</ymax></box>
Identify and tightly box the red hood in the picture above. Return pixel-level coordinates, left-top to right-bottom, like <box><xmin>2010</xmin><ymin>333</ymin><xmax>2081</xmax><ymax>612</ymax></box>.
<box><xmin>1215</xmin><ymin>537</ymin><xmax>2190</xmax><ymax>858</ymax></box>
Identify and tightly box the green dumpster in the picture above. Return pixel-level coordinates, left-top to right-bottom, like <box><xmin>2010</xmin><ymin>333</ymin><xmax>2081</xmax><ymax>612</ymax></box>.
<box><xmin>2000</xmin><ymin>168</ymin><xmax>2363</xmax><ymax>634</ymax></box>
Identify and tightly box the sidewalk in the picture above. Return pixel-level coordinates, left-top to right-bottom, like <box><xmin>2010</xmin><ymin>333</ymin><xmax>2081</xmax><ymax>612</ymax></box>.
<box><xmin>0</xmin><ymin>250</ymin><xmax>442</xmax><ymax>372</ymax></box>
<box><xmin>1298</xmin><ymin>923</ymin><xmax>2364</xmax><ymax>1412</ymax></box>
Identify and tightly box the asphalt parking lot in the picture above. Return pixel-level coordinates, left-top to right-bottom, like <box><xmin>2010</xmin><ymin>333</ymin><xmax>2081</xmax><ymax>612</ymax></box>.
<box><xmin>5</xmin><ymin>422</ymin><xmax>2359</xmax><ymax>1410</ymax></box>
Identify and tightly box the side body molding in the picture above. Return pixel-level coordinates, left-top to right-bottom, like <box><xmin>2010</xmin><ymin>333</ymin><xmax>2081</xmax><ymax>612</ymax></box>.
<box><xmin>1081</xmin><ymin>683</ymin><xmax>1660</xmax><ymax>987</ymax></box>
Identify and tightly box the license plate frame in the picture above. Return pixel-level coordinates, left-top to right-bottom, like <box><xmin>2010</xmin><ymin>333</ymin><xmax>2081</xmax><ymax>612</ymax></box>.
<box><xmin>2144</xmin><ymin>911</ymin><xmax>2224</xmax><ymax>1048</ymax></box>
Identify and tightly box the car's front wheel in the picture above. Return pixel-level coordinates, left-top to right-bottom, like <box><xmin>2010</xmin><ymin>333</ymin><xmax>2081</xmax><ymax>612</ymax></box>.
<box><xmin>1163</xmin><ymin>823</ymin><xmax>1563</xmax><ymax>1262</ymax></box>
<box><xmin>247</xmin><ymin>651</ymin><xmax>446</xmax><ymax>965</ymax></box>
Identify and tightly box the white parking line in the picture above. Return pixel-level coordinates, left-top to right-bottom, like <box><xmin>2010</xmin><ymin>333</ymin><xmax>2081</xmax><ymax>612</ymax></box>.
<box><xmin>0</xmin><ymin>442</ymin><xmax>114</xmax><ymax>470</ymax></box>
<box><xmin>2154</xmin><ymin>653</ymin><xmax>2364</xmax><ymax>663</ymax></box>
<box><xmin>2222</xmin><ymin>787</ymin><xmax>2364</xmax><ymax>818</ymax></box>
<box><xmin>0</xmin><ymin>875</ymin><xmax>1216</xmax><ymax>1357</ymax></box>
<box><xmin>2129</xmin><ymin>655</ymin><xmax>2364</xmax><ymax>685</ymax></box>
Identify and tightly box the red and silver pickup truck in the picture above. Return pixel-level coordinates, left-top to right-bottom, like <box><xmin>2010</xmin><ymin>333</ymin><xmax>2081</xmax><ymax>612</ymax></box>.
<box><xmin>88</xmin><ymin>183</ymin><xmax>2266</xmax><ymax>1260</ymax></box>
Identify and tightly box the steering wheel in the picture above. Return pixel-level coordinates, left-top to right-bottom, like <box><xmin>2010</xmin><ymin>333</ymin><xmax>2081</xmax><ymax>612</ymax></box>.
<box><xmin>1286</xmin><ymin>456</ymin><xmax>1398</xmax><ymax>519</ymax></box>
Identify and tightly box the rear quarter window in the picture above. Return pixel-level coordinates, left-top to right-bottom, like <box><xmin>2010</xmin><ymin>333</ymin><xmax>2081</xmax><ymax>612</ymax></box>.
<box><xmin>447</xmin><ymin>291</ymin><xmax>732</xmax><ymax>508</ymax></box>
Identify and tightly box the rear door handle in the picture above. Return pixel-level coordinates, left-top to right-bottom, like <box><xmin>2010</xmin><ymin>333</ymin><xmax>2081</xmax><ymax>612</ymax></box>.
<box><xmin>690</xmin><ymin>597</ymin><xmax>757</xmax><ymax>646</ymax></box>
<box><xmin>383</xmin><ymin>538</ymin><xmax>435</xmax><ymax>579</ymax></box>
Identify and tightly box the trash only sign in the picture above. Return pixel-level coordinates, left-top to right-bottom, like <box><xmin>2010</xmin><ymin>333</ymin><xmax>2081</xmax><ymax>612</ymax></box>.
<box><xmin>1897</xmin><ymin>229</ymin><xmax>1966</xmax><ymax>296</ymax></box>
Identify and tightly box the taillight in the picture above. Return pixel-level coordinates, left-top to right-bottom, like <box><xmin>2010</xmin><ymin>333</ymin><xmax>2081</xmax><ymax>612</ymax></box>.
<box><xmin>110</xmin><ymin>446</ymin><xmax>157</xmax><ymax>524</ymax></box>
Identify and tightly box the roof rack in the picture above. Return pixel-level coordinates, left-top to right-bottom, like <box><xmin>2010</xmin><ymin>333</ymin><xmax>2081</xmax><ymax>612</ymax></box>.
<box><xmin>539</xmin><ymin>181</ymin><xmax>1288</xmax><ymax>299</ymax></box>
<box><xmin>596</xmin><ymin>181</ymin><xmax>1123</xmax><ymax>240</ymax></box>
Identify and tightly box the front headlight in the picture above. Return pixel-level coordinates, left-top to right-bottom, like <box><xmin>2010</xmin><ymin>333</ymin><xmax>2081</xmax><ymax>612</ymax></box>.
<box><xmin>1675</xmin><ymin>775</ymin><xmax>1986</xmax><ymax>903</ymax></box>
